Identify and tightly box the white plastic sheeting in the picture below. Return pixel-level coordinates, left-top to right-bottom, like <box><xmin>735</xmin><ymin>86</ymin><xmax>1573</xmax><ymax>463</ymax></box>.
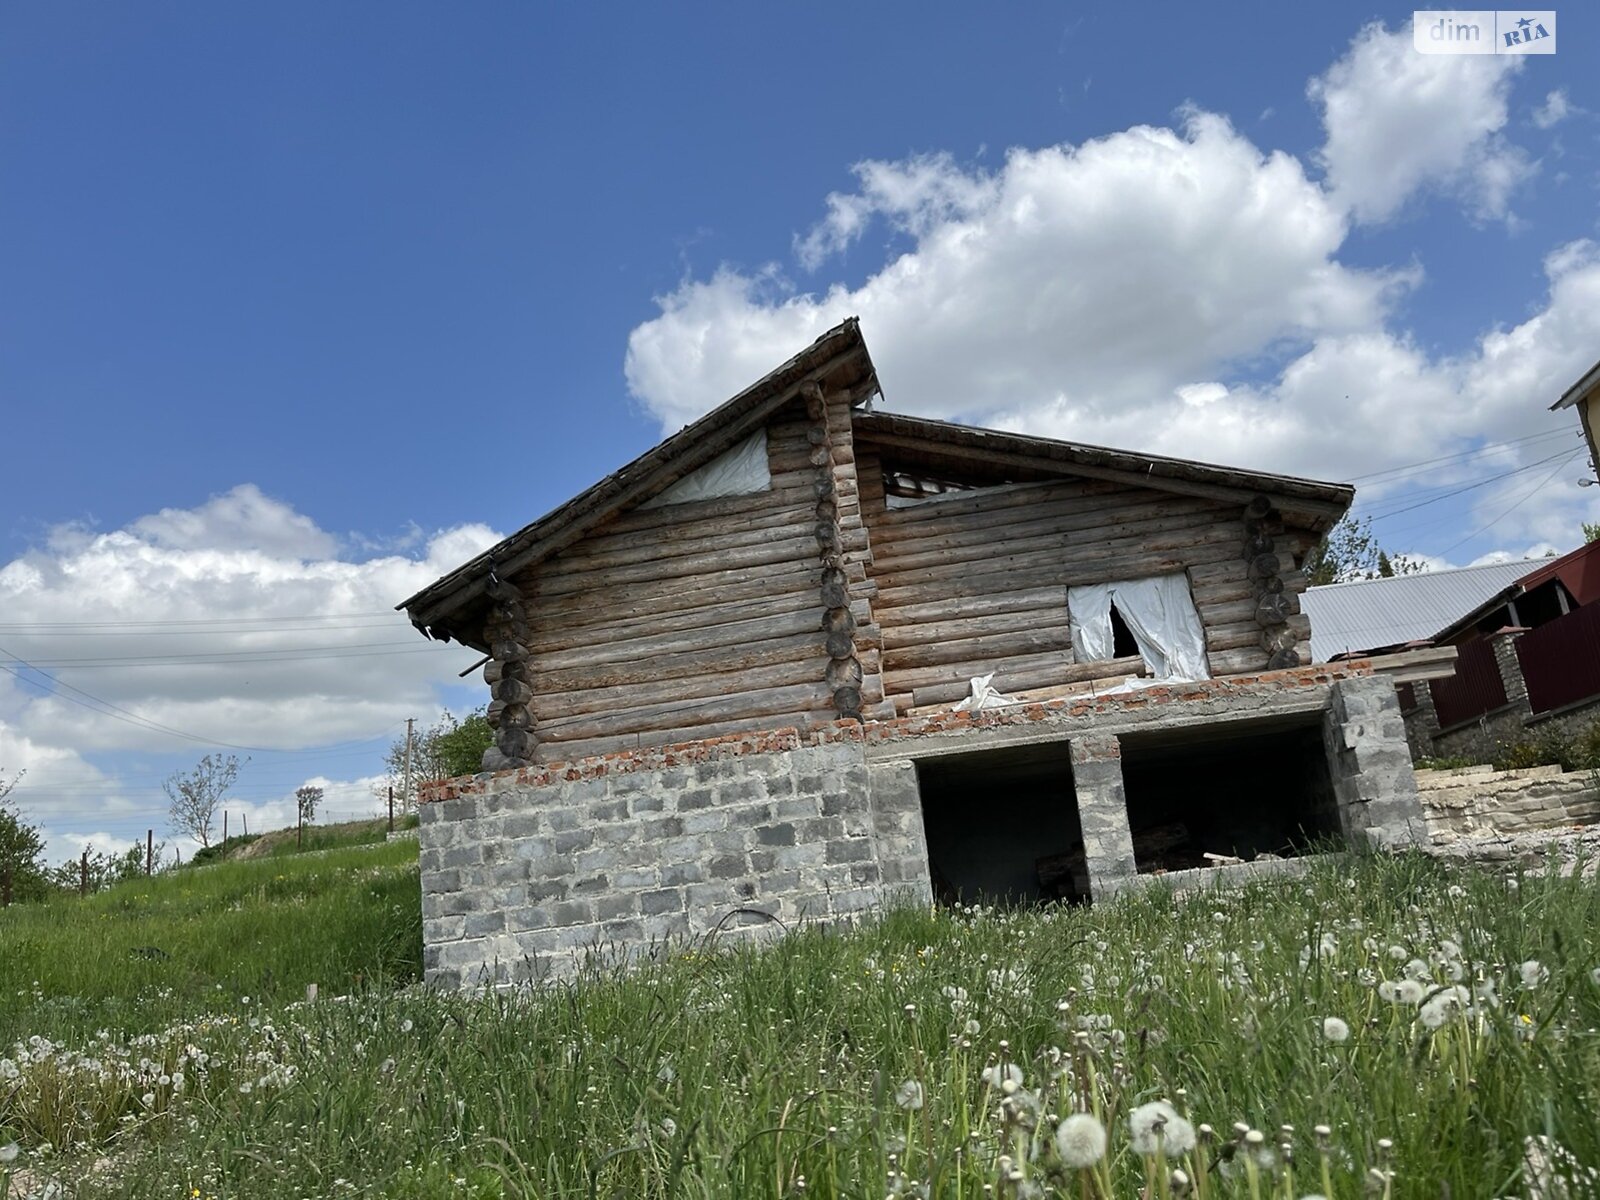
<box><xmin>641</xmin><ymin>429</ymin><xmax>770</xmax><ymax>509</ymax></box>
<box><xmin>1068</xmin><ymin>574</ymin><xmax>1211</xmax><ymax>681</ymax></box>
<box><xmin>951</xmin><ymin>672</ymin><xmax>1019</xmax><ymax>712</ymax></box>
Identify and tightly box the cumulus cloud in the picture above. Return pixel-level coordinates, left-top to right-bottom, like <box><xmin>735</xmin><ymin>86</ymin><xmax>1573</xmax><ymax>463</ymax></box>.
<box><xmin>0</xmin><ymin>488</ymin><xmax>501</xmax><ymax>858</ymax></box>
<box><xmin>623</xmin><ymin>26</ymin><xmax>1592</xmax><ymax>564</ymax></box>
<box><xmin>1309</xmin><ymin>22</ymin><xmax>1531</xmax><ymax>223</ymax></box>
<box><xmin>628</xmin><ymin>111</ymin><xmax>1405</xmax><ymax>433</ymax></box>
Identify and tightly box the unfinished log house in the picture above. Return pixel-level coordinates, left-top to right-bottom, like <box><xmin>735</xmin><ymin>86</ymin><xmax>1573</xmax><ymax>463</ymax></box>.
<box><xmin>403</xmin><ymin>320</ymin><xmax>1430</xmax><ymax>987</ymax></box>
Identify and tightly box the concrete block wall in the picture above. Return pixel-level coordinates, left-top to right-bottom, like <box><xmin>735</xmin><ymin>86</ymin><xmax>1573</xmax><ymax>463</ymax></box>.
<box><xmin>1417</xmin><ymin>763</ymin><xmax>1600</xmax><ymax>841</ymax></box>
<box><xmin>1321</xmin><ymin>676</ymin><xmax>1427</xmax><ymax>849</ymax></box>
<box><xmin>417</xmin><ymin>661</ymin><xmax>1432</xmax><ymax>989</ymax></box>
<box><xmin>419</xmin><ymin>742</ymin><xmax>934</xmax><ymax>987</ymax></box>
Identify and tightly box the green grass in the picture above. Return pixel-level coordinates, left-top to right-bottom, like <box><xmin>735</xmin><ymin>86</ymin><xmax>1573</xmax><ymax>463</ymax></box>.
<box><xmin>0</xmin><ymin>838</ymin><xmax>421</xmax><ymax>1047</ymax></box>
<box><xmin>3</xmin><ymin>851</ymin><xmax>1598</xmax><ymax>1199</ymax></box>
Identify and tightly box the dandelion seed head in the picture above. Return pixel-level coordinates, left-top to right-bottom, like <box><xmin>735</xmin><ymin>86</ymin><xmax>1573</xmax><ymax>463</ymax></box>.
<box><xmin>894</xmin><ymin>1079</ymin><xmax>924</xmax><ymax>1111</ymax></box>
<box><xmin>1321</xmin><ymin>1016</ymin><xmax>1351</xmax><ymax>1043</ymax></box>
<box><xmin>1130</xmin><ymin>1101</ymin><xmax>1196</xmax><ymax>1156</ymax></box>
<box><xmin>1520</xmin><ymin>960</ymin><xmax>1549</xmax><ymax>989</ymax></box>
<box><xmin>1053</xmin><ymin>1113</ymin><xmax>1107</xmax><ymax>1168</ymax></box>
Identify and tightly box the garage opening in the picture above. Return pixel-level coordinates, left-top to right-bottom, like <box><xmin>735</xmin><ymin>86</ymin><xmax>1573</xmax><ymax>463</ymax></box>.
<box><xmin>1118</xmin><ymin>717</ymin><xmax>1339</xmax><ymax>873</ymax></box>
<box><xmin>915</xmin><ymin>743</ymin><xmax>1086</xmax><ymax>906</ymax></box>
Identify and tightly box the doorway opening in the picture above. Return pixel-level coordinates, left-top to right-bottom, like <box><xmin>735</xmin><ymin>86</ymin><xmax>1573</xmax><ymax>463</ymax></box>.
<box><xmin>915</xmin><ymin>743</ymin><xmax>1087</xmax><ymax>906</ymax></box>
<box><xmin>1117</xmin><ymin>717</ymin><xmax>1340</xmax><ymax>873</ymax></box>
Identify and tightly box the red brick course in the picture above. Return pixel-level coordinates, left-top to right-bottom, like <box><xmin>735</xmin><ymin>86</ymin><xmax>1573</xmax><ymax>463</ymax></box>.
<box><xmin>420</xmin><ymin>661</ymin><xmax>1375</xmax><ymax>804</ymax></box>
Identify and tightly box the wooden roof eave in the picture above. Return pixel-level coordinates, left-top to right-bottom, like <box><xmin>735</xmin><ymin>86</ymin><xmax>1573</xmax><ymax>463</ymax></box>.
<box><xmin>852</xmin><ymin>413</ymin><xmax>1354</xmax><ymax>529</ymax></box>
<box><xmin>399</xmin><ymin>321</ymin><xmax>879</xmax><ymax>643</ymax></box>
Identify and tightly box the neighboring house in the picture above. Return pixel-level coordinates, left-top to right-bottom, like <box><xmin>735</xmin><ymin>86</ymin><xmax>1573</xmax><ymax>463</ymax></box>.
<box><xmin>1302</xmin><ymin>562</ymin><xmax>1533</xmax><ymax>663</ymax></box>
<box><xmin>401</xmin><ymin>320</ymin><xmax>1431</xmax><ymax>987</ymax></box>
<box><xmin>1550</xmin><ymin>354</ymin><xmax>1600</xmax><ymax>481</ymax></box>
<box><xmin>1306</xmin><ymin>545</ymin><xmax>1600</xmax><ymax>761</ymax></box>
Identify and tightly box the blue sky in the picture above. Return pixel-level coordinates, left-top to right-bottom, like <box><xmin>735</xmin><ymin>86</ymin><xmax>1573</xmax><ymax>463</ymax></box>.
<box><xmin>2</xmin><ymin>4</ymin><xmax>1596</xmax><ymax>861</ymax></box>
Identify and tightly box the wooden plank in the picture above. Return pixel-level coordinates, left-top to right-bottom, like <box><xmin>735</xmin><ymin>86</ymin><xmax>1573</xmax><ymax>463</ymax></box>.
<box><xmin>532</xmin><ymin>562</ymin><xmax>821</xmax><ymax>628</ymax></box>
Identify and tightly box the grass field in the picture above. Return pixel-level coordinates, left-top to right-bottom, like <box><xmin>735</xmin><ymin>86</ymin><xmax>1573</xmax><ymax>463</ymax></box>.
<box><xmin>0</xmin><ymin>836</ymin><xmax>422</xmax><ymax>1048</ymax></box>
<box><xmin>3</xmin><ymin>849</ymin><xmax>1599</xmax><ymax>1198</ymax></box>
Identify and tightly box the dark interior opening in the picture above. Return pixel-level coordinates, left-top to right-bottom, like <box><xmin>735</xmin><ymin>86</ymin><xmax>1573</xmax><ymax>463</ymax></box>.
<box><xmin>1109</xmin><ymin>604</ymin><xmax>1141</xmax><ymax>661</ymax></box>
<box><xmin>915</xmin><ymin>744</ymin><xmax>1086</xmax><ymax>906</ymax></box>
<box><xmin>1118</xmin><ymin>718</ymin><xmax>1340</xmax><ymax>873</ymax></box>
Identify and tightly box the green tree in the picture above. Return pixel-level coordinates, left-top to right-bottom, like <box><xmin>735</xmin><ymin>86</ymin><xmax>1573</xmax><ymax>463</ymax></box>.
<box><xmin>1583</xmin><ymin>521</ymin><xmax>1600</xmax><ymax>544</ymax></box>
<box><xmin>295</xmin><ymin>785</ymin><xmax>323</xmax><ymax>826</ymax></box>
<box><xmin>380</xmin><ymin>708</ymin><xmax>495</xmax><ymax>802</ymax></box>
<box><xmin>0</xmin><ymin>770</ymin><xmax>51</xmax><ymax>905</ymax></box>
<box><xmin>1305</xmin><ymin>515</ymin><xmax>1424</xmax><ymax>586</ymax></box>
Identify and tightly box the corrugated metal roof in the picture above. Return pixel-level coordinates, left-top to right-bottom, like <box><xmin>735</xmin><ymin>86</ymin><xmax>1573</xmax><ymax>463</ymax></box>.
<box><xmin>1303</xmin><ymin>561</ymin><xmax>1535</xmax><ymax>662</ymax></box>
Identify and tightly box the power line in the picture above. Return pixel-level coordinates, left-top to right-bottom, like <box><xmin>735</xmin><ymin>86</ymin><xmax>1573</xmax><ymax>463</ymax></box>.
<box><xmin>16</xmin><ymin>641</ymin><xmax>437</xmax><ymax>668</ymax></box>
<box><xmin>1356</xmin><ymin>447</ymin><xmax>1580</xmax><ymax>521</ymax></box>
<box><xmin>1345</xmin><ymin>427</ymin><xmax>1577</xmax><ymax>485</ymax></box>
<box><xmin>0</xmin><ymin>643</ymin><xmax>415</xmax><ymax>755</ymax></box>
<box><xmin>0</xmin><ymin>611</ymin><xmax>400</xmax><ymax>629</ymax></box>
<box><xmin>1432</xmin><ymin>449</ymin><xmax>1582</xmax><ymax>558</ymax></box>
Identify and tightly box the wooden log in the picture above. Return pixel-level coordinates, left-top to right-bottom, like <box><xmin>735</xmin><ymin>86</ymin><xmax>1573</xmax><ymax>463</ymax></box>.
<box><xmin>874</xmin><ymin>585</ymin><xmax>1065</xmax><ymax>629</ymax></box>
<box><xmin>825</xmin><ymin>628</ymin><xmax>856</xmax><ymax>659</ymax></box>
<box><xmin>535</xmin><ymin>533</ymin><xmax>818</xmax><ymax>596</ymax></box>
<box><xmin>532</xmin><ymin>609</ymin><xmax>823</xmax><ymax>673</ymax></box>
<box><xmin>529</xmin><ymin>585</ymin><xmax>822</xmax><ymax>650</ymax></box>
<box><xmin>1243</xmin><ymin>495</ymin><xmax>1273</xmax><ymax>521</ymax></box>
<box><xmin>868</xmin><ymin>492</ymin><xmax>1229</xmax><ymax>567</ymax></box>
<box><xmin>555</xmin><ymin>504</ymin><xmax>819</xmax><ymax>570</ymax></box>
<box><xmin>1254</xmin><ymin>592</ymin><xmax>1300</xmax><ymax>626</ymax></box>
<box><xmin>536</xmin><ymin>647</ymin><xmax>828</xmax><ymax>718</ymax></box>
<box><xmin>541</xmin><ymin>706</ymin><xmax>830</xmax><ymax>763</ymax></box>
<box><xmin>535</xmin><ymin>680</ymin><xmax>834</xmax><ymax>743</ymax></box>
<box><xmin>534</xmin><ymin>631</ymin><xmax>824</xmax><ymax>695</ymax></box>
<box><xmin>881</xmin><ymin>605</ymin><xmax>1072</xmax><ymax>652</ymax></box>
<box><xmin>1267</xmin><ymin>647</ymin><xmax>1304</xmax><ymax>671</ymax></box>
<box><xmin>883</xmin><ymin>626</ymin><xmax>1075</xmax><ymax>673</ymax></box>
<box><xmin>533</xmin><ymin>561</ymin><xmax>822</xmax><ymax>629</ymax></box>
<box><xmin>1206</xmin><ymin>646</ymin><xmax>1272</xmax><ymax>675</ymax></box>
<box><xmin>832</xmin><ymin>686</ymin><xmax>863</xmax><ymax>716</ymax></box>
<box><xmin>826</xmin><ymin>657</ymin><xmax>864</xmax><ymax>688</ymax></box>
<box><xmin>868</xmin><ymin>476</ymin><xmax>1129</xmax><ymax>526</ymax></box>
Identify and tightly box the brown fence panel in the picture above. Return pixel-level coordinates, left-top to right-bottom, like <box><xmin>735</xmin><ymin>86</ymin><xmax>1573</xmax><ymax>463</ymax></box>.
<box><xmin>1517</xmin><ymin>604</ymin><xmax>1600</xmax><ymax>714</ymax></box>
<box><xmin>1429</xmin><ymin>637</ymin><xmax>1508</xmax><ymax>728</ymax></box>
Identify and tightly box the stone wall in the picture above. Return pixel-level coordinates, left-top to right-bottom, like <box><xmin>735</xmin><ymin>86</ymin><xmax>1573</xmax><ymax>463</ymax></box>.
<box><xmin>419</xmin><ymin>738</ymin><xmax>934</xmax><ymax>988</ymax></box>
<box><xmin>418</xmin><ymin>661</ymin><xmax>1429</xmax><ymax>988</ymax></box>
<box><xmin>1417</xmin><ymin>763</ymin><xmax>1600</xmax><ymax>842</ymax></box>
<box><xmin>1427</xmin><ymin>696</ymin><xmax>1600</xmax><ymax>763</ymax></box>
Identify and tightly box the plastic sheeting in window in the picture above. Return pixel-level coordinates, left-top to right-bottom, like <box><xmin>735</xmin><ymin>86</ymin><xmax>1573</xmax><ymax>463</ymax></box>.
<box><xmin>1067</xmin><ymin>574</ymin><xmax>1211</xmax><ymax>681</ymax></box>
<box><xmin>641</xmin><ymin>429</ymin><xmax>771</xmax><ymax>509</ymax></box>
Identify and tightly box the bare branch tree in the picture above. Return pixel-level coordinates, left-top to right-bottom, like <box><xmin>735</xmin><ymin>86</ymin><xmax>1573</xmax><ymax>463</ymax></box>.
<box><xmin>164</xmin><ymin>754</ymin><xmax>243</xmax><ymax>847</ymax></box>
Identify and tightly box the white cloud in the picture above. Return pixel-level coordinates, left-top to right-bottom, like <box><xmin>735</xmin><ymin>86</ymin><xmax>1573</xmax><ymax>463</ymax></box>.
<box><xmin>1532</xmin><ymin>89</ymin><xmax>1571</xmax><ymax>130</ymax></box>
<box><xmin>0</xmin><ymin>489</ymin><xmax>501</xmax><ymax>858</ymax></box>
<box><xmin>1309</xmin><ymin>22</ymin><xmax>1531</xmax><ymax>223</ymax></box>
<box><xmin>624</xmin><ymin>28</ymin><xmax>1592</xmax><ymax>567</ymax></box>
<box><xmin>628</xmin><ymin>111</ymin><xmax>1405</xmax><ymax>433</ymax></box>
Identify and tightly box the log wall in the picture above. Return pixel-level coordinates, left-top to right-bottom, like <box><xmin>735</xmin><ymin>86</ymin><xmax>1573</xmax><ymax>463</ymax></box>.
<box><xmin>498</xmin><ymin>396</ymin><xmax>861</xmax><ymax>762</ymax></box>
<box><xmin>855</xmin><ymin>459</ymin><xmax>1321</xmax><ymax>713</ymax></box>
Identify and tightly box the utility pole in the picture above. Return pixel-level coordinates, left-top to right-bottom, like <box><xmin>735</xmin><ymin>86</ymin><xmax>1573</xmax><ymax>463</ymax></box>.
<box><xmin>79</xmin><ymin>848</ymin><xmax>88</xmax><ymax>897</ymax></box>
<box><xmin>146</xmin><ymin>829</ymin><xmax>153</xmax><ymax>877</ymax></box>
<box><xmin>223</xmin><ymin>811</ymin><xmax>229</xmax><ymax>843</ymax></box>
<box><xmin>387</xmin><ymin>785</ymin><xmax>395</xmax><ymax>834</ymax></box>
<box><xmin>402</xmin><ymin>717</ymin><xmax>415</xmax><ymax>814</ymax></box>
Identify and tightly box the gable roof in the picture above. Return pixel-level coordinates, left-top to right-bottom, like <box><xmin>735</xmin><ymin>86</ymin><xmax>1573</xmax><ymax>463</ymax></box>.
<box><xmin>1302</xmin><ymin>560</ymin><xmax>1534</xmax><ymax>662</ymax></box>
<box><xmin>1551</xmin><ymin>355</ymin><xmax>1600</xmax><ymax>411</ymax></box>
<box><xmin>398</xmin><ymin>318</ymin><xmax>880</xmax><ymax>646</ymax></box>
<box><xmin>851</xmin><ymin>411</ymin><xmax>1354</xmax><ymax>529</ymax></box>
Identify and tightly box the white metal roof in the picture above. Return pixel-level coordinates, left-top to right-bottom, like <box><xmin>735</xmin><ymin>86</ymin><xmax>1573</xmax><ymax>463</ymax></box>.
<box><xmin>1302</xmin><ymin>560</ymin><xmax>1535</xmax><ymax>662</ymax></box>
